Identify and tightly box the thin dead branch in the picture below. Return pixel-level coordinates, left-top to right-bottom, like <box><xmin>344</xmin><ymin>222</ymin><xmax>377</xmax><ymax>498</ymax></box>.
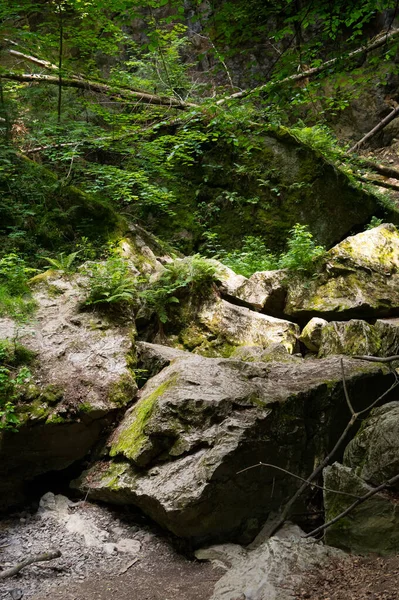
<box><xmin>354</xmin><ymin>175</ymin><xmax>399</xmax><ymax>192</ymax></box>
<box><xmin>237</xmin><ymin>462</ymin><xmax>360</xmax><ymax>498</ymax></box>
<box><xmin>305</xmin><ymin>472</ymin><xmax>399</xmax><ymax>539</ymax></box>
<box><xmin>352</xmin><ymin>157</ymin><xmax>399</xmax><ymax>180</ymax></box>
<box><xmin>216</xmin><ymin>28</ymin><xmax>399</xmax><ymax>106</ymax></box>
<box><xmin>0</xmin><ymin>550</ymin><xmax>61</xmax><ymax>579</ymax></box>
<box><xmin>264</xmin><ymin>361</ymin><xmax>399</xmax><ymax>538</ymax></box>
<box><xmin>349</xmin><ymin>105</ymin><xmax>399</xmax><ymax>153</ymax></box>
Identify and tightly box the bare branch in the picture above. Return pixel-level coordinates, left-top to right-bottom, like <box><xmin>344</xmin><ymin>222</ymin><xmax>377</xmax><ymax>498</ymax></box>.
<box><xmin>340</xmin><ymin>358</ymin><xmax>355</xmax><ymax>416</ymax></box>
<box><xmin>265</xmin><ymin>362</ymin><xmax>399</xmax><ymax>538</ymax></box>
<box><xmin>305</xmin><ymin>472</ymin><xmax>399</xmax><ymax>539</ymax></box>
<box><xmin>8</xmin><ymin>49</ymin><xmax>59</xmax><ymax>72</ymax></box>
<box><xmin>216</xmin><ymin>28</ymin><xmax>399</xmax><ymax>106</ymax></box>
<box><xmin>0</xmin><ymin>550</ymin><xmax>61</xmax><ymax>579</ymax></box>
<box><xmin>237</xmin><ymin>462</ymin><xmax>360</xmax><ymax>498</ymax></box>
<box><xmin>351</xmin><ymin>157</ymin><xmax>399</xmax><ymax>180</ymax></box>
<box><xmin>353</xmin><ymin>354</ymin><xmax>399</xmax><ymax>363</ymax></box>
<box><xmin>354</xmin><ymin>174</ymin><xmax>399</xmax><ymax>192</ymax></box>
<box><xmin>349</xmin><ymin>105</ymin><xmax>399</xmax><ymax>153</ymax></box>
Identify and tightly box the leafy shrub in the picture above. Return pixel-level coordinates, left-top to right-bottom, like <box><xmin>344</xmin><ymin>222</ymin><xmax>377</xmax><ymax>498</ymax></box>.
<box><xmin>43</xmin><ymin>251</ymin><xmax>80</xmax><ymax>273</ymax></box>
<box><xmin>140</xmin><ymin>255</ymin><xmax>219</xmax><ymax>323</ymax></box>
<box><xmin>0</xmin><ymin>339</ymin><xmax>34</xmax><ymax>430</ymax></box>
<box><xmin>278</xmin><ymin>224</ymin><xmax>325</xmax><ymax>271</ymax></box>
<box><xmin>217</xmin><ymin>236</ymin><xmax>278</xmax><ymax>278</ymax></box>
<box><xmin>0</xmin><ymin>253</ymin><xmax>36</xmax><ymax>320</ymax></box>
<box><xmin>366</xmin><ymin>216</ymin><xmax>383</xmax><ymax>230</ymax></box>
<box><xmin>213</xmin><ymin>225</ymin><xmax>325</xmax><ymax>277</ymax></box>
<box><xmin>83</xmin><ymin>256</ymin><xmax>137</xmax><ymax>307</ymax></box>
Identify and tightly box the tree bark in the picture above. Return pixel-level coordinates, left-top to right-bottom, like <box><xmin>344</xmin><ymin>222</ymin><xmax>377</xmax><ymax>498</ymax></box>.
<box><xmin>0</xmin><ymin>550</ymin><xmax>61</xmax><ymax>579</ymax></box>
<box><xmin>348</xmin><ymin>105</ymin><xmax>399</xmax><ymax>153</ymax></box>
<box><xmin>0</xmin><ymin>71</ymin><xmax>198</xmax><ymax>109</ymax></box>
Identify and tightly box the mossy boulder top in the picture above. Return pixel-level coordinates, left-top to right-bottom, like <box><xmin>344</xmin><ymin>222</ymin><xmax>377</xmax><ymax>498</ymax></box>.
<box><xmin>285</xmin><ymin>223</ymin><xmax>399</xmax><ymax>320</ymax></box>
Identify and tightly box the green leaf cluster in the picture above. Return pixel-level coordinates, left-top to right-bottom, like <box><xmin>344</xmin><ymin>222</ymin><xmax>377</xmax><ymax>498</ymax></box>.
<box><xmin>140</xmin><ymin>255</ymin><xmax>219</xmax><ymax>324</ymax></box>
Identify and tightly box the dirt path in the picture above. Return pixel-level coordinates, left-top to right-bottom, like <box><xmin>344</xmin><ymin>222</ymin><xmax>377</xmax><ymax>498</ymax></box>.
<box><xmin>0</xmin><ymin>494</ymin><xmax>222</xmax><ymax>600</ymax></box>
<box><xmin>295</xmin><ymin>555</ymin><xmax>399</xmax><ymax>600</ymax></box>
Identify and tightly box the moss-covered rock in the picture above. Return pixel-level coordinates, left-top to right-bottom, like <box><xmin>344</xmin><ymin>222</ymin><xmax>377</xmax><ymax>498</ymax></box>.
<box><xmin>285</xmin><ymin>224</ymin><xmax>399</xmax><ymax>320</ymax></box>
<box><xmin>151</xmin><ymin>127</ymin><xmax>378</xmax><ymax>252</ymax></box>
<box><xmin>0</xmin><ymin>269</ymin><xmax>138</xmax><ymax>511</ymax></box>
<box><xmin>299</xmin><ymin>317</ymin><xmax>328</xmax><ymax>352</ymax></box>
<box><xmin>75</xmin><ymin>353</ymin><xmax>392</xmax><ymax>543</ymax></box>
<box><xmin>324</xmin><ymin>462</ymin><xmax>399</xmax><ymax>554</ymax></box>
<box><xmin>314</xmin><ymin>318</ymin><xmax>399</xmax><ymax>358</ymax></box>
<box><xmin>344</xmin><ymin>401</ymin><xmax>399</xmax><ymax>489</ymax></box>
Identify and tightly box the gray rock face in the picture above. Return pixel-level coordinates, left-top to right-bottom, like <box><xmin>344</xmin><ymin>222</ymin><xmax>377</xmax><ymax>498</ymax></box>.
<box><xmin>344</xmin><ymin>401</ymin><xmax>399</xmax><ymax>489</ymax></box>
<box><xmin>229</xmin><ymin>270</ymin><xmax>288</xmax><ymax>316</ymax></box>
<box><xmin>197</xmin><ymin>298</ymin><xmax>300</xmax><ymax>354</ymax></box>
<box><xmin>316</xmin><ymin>318</ymin><xmax>399</xmax><ymax>358</ymax></box>
<box><xmin>196</xmin><ymin>524</ymin><xmax>343</xmax><ymax>600</ymax></box>
<box><xmin>285</xmin><ymin>224</ymin><xmax>399</xmax><ymax>320</ymax></box>
<box><xmin>299</xmin><ymin>317</ymin><xmax>328</xmax><ymax>352</ymax></box>
<box><xmin>324</xmin><ymin>463</ymin><xmax>399</xmax><ymax>554</ymax></box>
<box><xmin>75</xmin><ymin>351</ymin><xmax>391</xmax><ymax>543</ymax></box>
<box><xmin>0</xmin><ymin>273</ymin><xmax>137</xmax><ymax>511</ymax></box>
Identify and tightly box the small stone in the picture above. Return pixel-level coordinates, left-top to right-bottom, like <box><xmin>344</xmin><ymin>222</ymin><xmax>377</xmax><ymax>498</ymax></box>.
<box><xmin>103</xmin><ymin>543</ymin><xmax>118</xmax><ymax>555</ymax></box>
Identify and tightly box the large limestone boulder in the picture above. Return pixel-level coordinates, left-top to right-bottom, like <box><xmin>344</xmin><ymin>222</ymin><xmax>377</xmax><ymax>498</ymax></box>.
<box><xmin>285</xmin><ymin>224</ymin><xmax>399</xmax><ymax>320</ymax></box>
<box><xmin>299</xmin><ymin>317</ymin><xmax>328</xmax><ymax>352</ymax></box>
<box><xmin>324</xmin><ymin>463</ymin><xmax>399</xmax><ymax>554</ymax></box>
<box><xmin>75</xmin><ymin>351</ymin><xmax>391</xmax><ymax>543</ymax></box>
<box><xmin>195</xmin><ymin>524</ymin><xmax>343</xmax><ymax>600</ymax></box>
<box><xmin>317</xmin><ymin>318</ymin><xmax>399</xmax><ymax>358</ymax></box>
<box><xmin>196</xmin><ymin>298</ymin><xmax>300</xmax><ymax>354</ymax></box>
<box><xmin>344</xmin><ymin>402</ymin><xmax>399</xmax><ymax>489</ymax></box>
<box><xmin>0</xmin><ymin>272</ymin><xmax>136</xmax><ymax>510</ymax></box>
<box><xmin>151</xmin><ymin>127</ymin><xmax>378</xmax><ymax>252</ymax></box>
<box><xmin>228</xmin><ymin>270</ymin><xmax>288</xmax><ymax>316</ymax></box>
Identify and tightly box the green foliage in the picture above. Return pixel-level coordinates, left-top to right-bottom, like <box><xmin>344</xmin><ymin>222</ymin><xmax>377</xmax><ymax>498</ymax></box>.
<box><xmin>83</xmin><ymin>255</ymin><xmax>137</xmax><ymax>307</ymax></box>
<box><xmin>278</xmin><ymin>224</ymin><xmax>326</xmax><ymax>271</ymax></box>
<box><xmin>0</xmin><ymin>339</ymin><xmax>34</xmax><ymax>431</ymax></box>
<box><xmin>366</xmin><ymin>216</ymin><xmax>384</xmax><ymax>230</ymax></box>
<box><xmin>140</xmin><ymin>255</ymin><xmax>219</xmax><ymax>323</ymax></box>
<box><xmin>0</xmin><ymin>253</ymin><xmax>36</xmax><ymax>320</ymax></box>
<box><xmin>43</xmin><ymin>251</ymin><xmax>80</xmax><ymax>273</ymax></box>
<box><xmin>213</xmin><ymin>225</ymin><xmax>325</xmax><ymax>277</ymax></box>
<box><xmin>290</xmin><ymin>125</ymin><xmax>345</xmax><ymax>162</ymax></box>
<box><xmin>217</xmin><ymin>236</ymin><xmax>278</xmax><ymax>278</ymax></box>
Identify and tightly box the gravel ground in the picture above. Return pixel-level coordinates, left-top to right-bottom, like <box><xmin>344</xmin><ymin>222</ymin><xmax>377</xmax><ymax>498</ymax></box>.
<box><xmin>0</xmin><ymin>493</ymin><xmax>222</xmax><ymax>600</ymax></box>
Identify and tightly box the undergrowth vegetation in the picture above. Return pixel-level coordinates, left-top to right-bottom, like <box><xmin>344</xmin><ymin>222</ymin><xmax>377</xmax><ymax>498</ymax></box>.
<box><xmin>0</xmin><ymin>254</ymin><xmax>36</xmax><ymax>320</ymax></box>
<box><xmin>214</xmin><ymin>224</ymin><xmax>326</xmax><ymax>277</ymax></box>
<box><xmin>140</xmin><ymin>255</ymin><xmax>219</xmax><ymax>324</ymax></box>
<box><xmin>0</xmin><ymin>339</ymin><xmax>34</xmax><ymax>430</ymax></box>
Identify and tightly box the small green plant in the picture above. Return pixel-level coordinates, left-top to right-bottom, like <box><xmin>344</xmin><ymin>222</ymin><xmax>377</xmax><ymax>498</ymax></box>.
<box><xmin>0</xmin><ymin>339</ymin><xmax>34</xmax><ymax>431</ymax></box>
<box><xmin>43</xmin><ymin>251</ymin><xmax>80</xmax><ymax>273</ymax></box>
<box><xmin>212</xmin><ymin>225</ymin><xmax>325</xmax><ymax>277</ymax></box>
<box><xmin>140</xmin><ymin>255</ymin><xmax>219</xmax><ymax>323</ymax></box>
<box><xmin>83</xmin><ymin>256</ymin><xmax>137</xmax><ymax>307</ymax></box>
<box><xmin>278</xmin><ymin>224</ymin><xmax>325</xmax><ymax>271</ymax></box>
<box><xmin>366</xmin><ymin>216</ymin><xmax>384</xmax><ymax>230</ymax></box>
<box><xmin>217</xmin><ymin>236</ymin><xmax>278</xmax><ymax>278</ymax></box>
<box><xmin>0</xmin><ymin>253</ymin><xmax>36</xmax><ymax>320</ymax></box>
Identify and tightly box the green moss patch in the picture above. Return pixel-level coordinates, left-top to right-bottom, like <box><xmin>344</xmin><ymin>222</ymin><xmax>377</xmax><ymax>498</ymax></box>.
<box><xmin>110</xmin><ymin>375</ymin><xmax>177</xmax><ymax>462</ymax></box>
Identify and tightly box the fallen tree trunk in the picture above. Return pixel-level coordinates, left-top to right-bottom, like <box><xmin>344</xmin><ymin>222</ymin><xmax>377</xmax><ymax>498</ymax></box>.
<box><xmin>0</xmin><ymin>550</ymin><xmax>61</xmax><ymax>579</ymax></box>
<box><xmin>0</xmin><ymin>71</ymin><xmax>198</xmax><ymax>110</ymax></box>
<box><xmin>216</xmin><ymin>28</ymin><xmax>399</xmax><ymax>106</ymax></box>
<box><xmin>349</xmin><ymin>105</ymin><xmax>399</xmax><ymax>153</ymax></box>
<box><xmin>353</xmin><ymin>157</ymin><xmax>399</xmax><ymax>180</ymax></box>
